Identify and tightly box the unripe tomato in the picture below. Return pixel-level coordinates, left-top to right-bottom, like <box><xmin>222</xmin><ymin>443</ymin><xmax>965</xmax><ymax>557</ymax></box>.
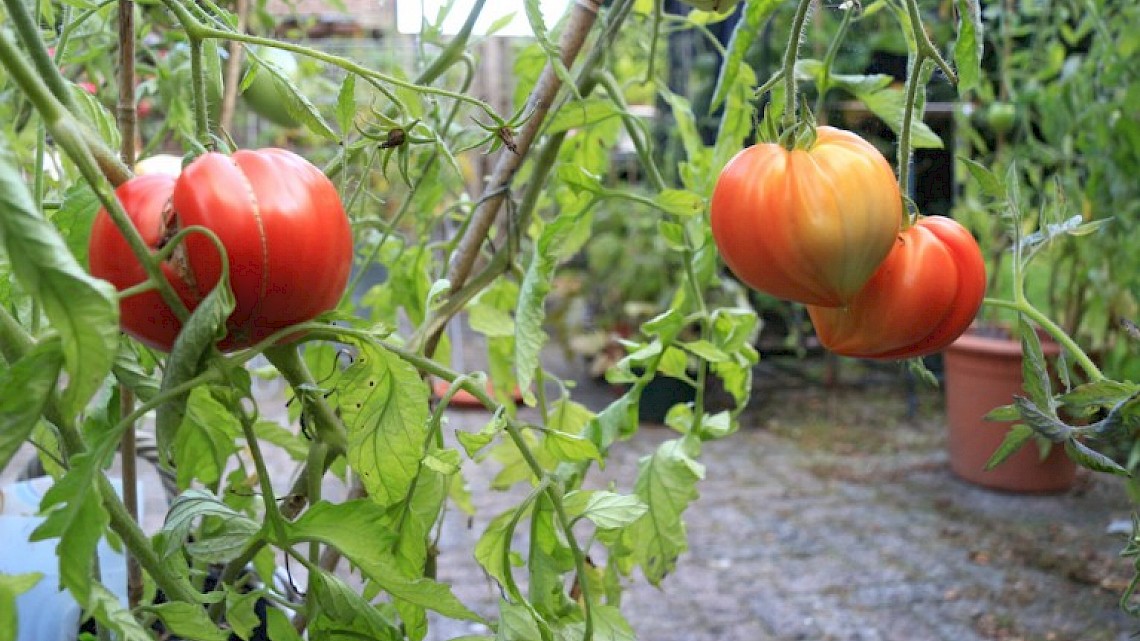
<box><xmin>241</xmin><ymin>47</ymin><xmax>303</xmax><ymax>128</ymax></box>
<box><xmin>806</xmin><ymin>216</ymin><xmax>986</xmax><ymax>360</ymax></box>
<box><xmin>985</xmin><ymin>102</ymin><xmax>1017</xmax><ymax>135</ymax></box>
<box><xmin>679</xmin><ymin>0</ymin><xmax>741</xmax><ymax>11</ymax></box>
<box><xmin>89</xmin><ymin>148</ymin><xmax>353</xmax><ymax>352</ymax></box>
<box><xmin>710</xmin><ymin>126</ymin><xmax>902</xmax><ymax>307</ymax></box>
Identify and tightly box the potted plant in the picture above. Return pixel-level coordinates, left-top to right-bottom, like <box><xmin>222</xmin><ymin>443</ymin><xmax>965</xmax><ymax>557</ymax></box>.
<box><xmin>944</xmin><ymin>0</ymin><xmax>1139</xmax><ymax>492</ymax></box>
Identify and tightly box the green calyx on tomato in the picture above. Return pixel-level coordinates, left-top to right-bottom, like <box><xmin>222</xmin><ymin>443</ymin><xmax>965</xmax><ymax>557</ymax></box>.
<box><xmin>806</xmin><ymin>216</ymin><xmax>987</xmax><ymax>360</ymax></box>
<box><xmin>88</xmin><ymin>148</ymin><xmax>354</xmax><ymax>352</ymax></box>
<box><xmin>710</xmin><ymin>125</ymin><xmax>902</xmax><ymax>307</ymax></box>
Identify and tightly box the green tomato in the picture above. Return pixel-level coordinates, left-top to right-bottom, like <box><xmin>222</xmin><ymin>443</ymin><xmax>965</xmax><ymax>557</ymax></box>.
<box><xmin>985</xmin><ymin>102</ymin><xmax>1017</xmax><ymax>135</ymax></box>
<box><xmin>241</xmin><ymin>47</ymin><xmax>303</xmax><ymax>129</ymax></box>
<box><xmin>679</xmin><ymin>0</ymin><xmax>742</xmax><ymax>11</ymax></box>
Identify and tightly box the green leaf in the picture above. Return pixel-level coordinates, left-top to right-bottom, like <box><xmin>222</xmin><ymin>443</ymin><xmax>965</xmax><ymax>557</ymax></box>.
<box><xmin>161</xmin><ymin>489</ymin><xmax>260</xmax><ymax>562</ymax></box>
<box><xmin>0</xmin><ymin>150</ymin><xmax>118</xmax><ymax>421</ymax></box>
<box><xmin>225</xmin><ymin>588</ymin><xmax>265</xmax><ymax>641</ymax></box>
<box><xmin>265</xmin><ymin>609</ymin><xmax>304</xmax><ymax>641</ymax></box>
<box><xmin>287</xmin><ymin>501</ymin><xmax>482</xmax><ymax>621</ymax></box>
<box><xmin>984</xmin><ymin>424</ymin><xmax>1034</xmax><ymax>469</ymax></box>
<box><xmin>654</xmin><ymin>189</ymin><xmax>705</xmax><ymax>217</ymax></box>
<box><xmin>335</xmin><ymin>73</ymin><xmax>357</xmax><ymax>136</ymax></box>
<box><xmin>1013</xmin><ymin>396</ymin><xmax>1071</xmax><ymax>442</ymax></box>
<box><xmin>680</xmin><ymin>339</ymin><xmax>730</xmax><ymax>363</ymax></box>
<box><xmin>53</xmin><ymin>182</ymin><xmax>101</xmax><ymax>267</ymax></box>
<box><xmin>155</xmin><ymin>276</ymin><xmax>235</xmax><ymax>462</ymax></box>
<box><xmin>543</xmin><ymin>429</ymin><xmax>602</xmax><ymax>462</ymax></box>
<box><xmin>1019</xmin><ymin>320</ymin><xmax>1053</xmax><ymax>410</ymax></box>
<box><xmin>308</xmin><ymin>570</ymin><xmax>402</xmax><ymax>640</ymax></box>
<box><xmin>340</xmin><ymin>344</ymin><xmax>431</xmax><ymax>507</ymax></box>
<box><xmin>545</xmin><ymin>99</ymin><xmax>622</xmax><ymax>135</ymax></box>
<box><xmin>469</xmin><ymin>303</ymin><xmax>516</xmax><ymax>337</ymax></box>
<box><xmin>959</xmin><ymin>156</ymin><xmax>1006</xmax><ymax>199</ymax></box>
<box><xmin>710</xmin><ymin>60</ymin><xmax>757</xmax><ymax>182</ymax></box>
<box><xmin>528</xmin><ymin>495</ymin><xmax>575</xmax><ymax>619</ymax></box>
<box><xmin>855</xmin><ymin>86</ymin><xmax>943</xmax><ymax>149</ymax></box>
<box><xmin>249</xmin><ymin>49</ymin><xmax>336</xmax><ymax>139</ymax></box>
<box><xmin>496</xmin><ymin>598</ymin><xmax>544</xmax><ymax>641</ymax></box>
<box><xmin>524</xmin><ymin>0</ymin><xmax>580</xmax><ymax>104</ymax></box>
<box><xmin>1060</xmin><ymin>381</ymin><xmax>1140</xmax><ymax>413</ymax></box>
<box><xmin>87</xmin><ymin>584</ymin><xmax>153</xmax><ymax>641</ymax></box>
<box><xmin>69</xmin><ymin>82</ymin><xmax>121</xmax><ymax>150</ymax></box>
<box><xmin>475</xmin><ymin>507</ymin><xmax>526</xmax><ymax>589</ymax></box>
<box><xmin>0</xmin><ymin>338</ymin><xmax>63</xmax><ymax>471</ymax></box>
<box><xmin>172</xmin><ymin>388</ymin><xmax>242</xmax><ymax>489</ymax></box>
<box><xmin>423</xmin><ymin>448</ymin><xmax>463</xmax><ymax>475</ymax></box>
<box><xmin>709</xmin><ymin>0</ymin><xmax>781</xmax><ymax>110</ymax></box>
<box><xmin>1065</xmin><ymin>440</ymin><xmax>1128</xmax><ymax>476</ymax></box>
<box><xmin>953</xmin><ymin>0</ymin><xmax>984</xmax><ymax>95</ymax></box>
<box><xmin>627</xmin><ymin>436</ymin><xmax>704</xmax><ymax>585</ymax></box>
<box><xmin>516</xmin><ymin>211</ymin><xmax>586</xmax><ymax>400</ymax></box>
<box><xmin>148</xmin><ymin>602</ymin><xmax>229</xmax><ymax>641</ymax></box>
<box><xmin>0</xmin><ymin>573</ymin><xmax>42</xmax><ymax>639</ymax></box>
<box><xmin>983</xmin><ymin>403</ymin><xmax>1020</xmax><ymax>422</ymax></box>
<box><xmin>30</xmin><ymin>449</ymin><xmax>110</xmax><ymax>602</ymax></box>
<box><xmin>557</xmin><ymin>165</ymin><xmax>605</xmax><ymax>195</ymax></box>
<box><xmin>565</xmin><ymin>491</ymin><xmax>648</xmax><ymax>530</ymax></box>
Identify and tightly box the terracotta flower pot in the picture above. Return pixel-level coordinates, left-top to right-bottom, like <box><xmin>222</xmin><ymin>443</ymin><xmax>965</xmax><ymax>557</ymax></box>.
<box><xmin>942</xmin><ymin>329</ymin><xmax>1077</xmax><ymax>493</ymax></box>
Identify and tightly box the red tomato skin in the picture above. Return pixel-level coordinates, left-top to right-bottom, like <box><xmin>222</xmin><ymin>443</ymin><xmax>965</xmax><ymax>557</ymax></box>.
<box><xmin>710</xmin><ymin>126</ymin><xmax>902</xmax><ymax>307</ymax></box>
<box><xmin>87</xmin><ymin>174</ymin><xmax>198</xmax><ymax>351</ymax></box>
<box><xmin>806</xmin><ymin>216</ymin><xmax>987</xmax><ymax>360</ymax></box>
<box><xmin>89</xmin><ymin>149</ymin><xmax>353</xmax><ymax>352</ymax></box>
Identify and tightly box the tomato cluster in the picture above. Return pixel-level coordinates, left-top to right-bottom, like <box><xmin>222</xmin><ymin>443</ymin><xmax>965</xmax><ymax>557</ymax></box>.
<box><xmin>89</xmin><ymin>148</ymin><xmax>354</xmax><ymax>352</ymax></box>
<box><xmin>710</xmin><ymin>127</ymin><xmax>985</xmax><ymax>360</ymax></box>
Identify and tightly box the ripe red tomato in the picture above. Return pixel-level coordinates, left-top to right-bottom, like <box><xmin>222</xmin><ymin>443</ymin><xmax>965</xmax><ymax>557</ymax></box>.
<box><xmin>89</xmin><ymin>148</ymin><xmax>353</xmax><ymax>352</ymax></box>
<box><xmin>806</xmin><ymin>216</ymin><xmax>986</xmax><ymax>360</ymax></box>
<box><xmin>710</xmin><ymin>126</ymin><xmax>902</xmax><ymax>307</ymax></box>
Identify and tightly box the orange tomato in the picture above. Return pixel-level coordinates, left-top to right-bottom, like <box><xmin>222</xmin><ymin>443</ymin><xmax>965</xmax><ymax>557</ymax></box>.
<box><xmin>710</xmin><ymin>126</ymin><xmax>901</xmax><ymax>307</ymax></box>
<box><xmin>807</xmin><ymin>216</ymin><xmax>986</xmax><ymax>360</ymax></box>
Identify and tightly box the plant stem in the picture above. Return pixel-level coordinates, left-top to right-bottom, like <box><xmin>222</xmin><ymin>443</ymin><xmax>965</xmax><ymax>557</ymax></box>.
<box><xmin>896</xmin><ymin>55</ymin><xmax>929</xmax><ymax>220</ymax></box>
<box><xmin>983</xmin><ymin>297</ymin><xmax>1105</xmax><ymax>381</ymax></box>
<box><xmin>2</xmin><ymin>0</ymin><xmax>74</xmax><ymax>110</ymax></box>
<box><xmin>118</xmin><ymin>0</ymin><xmax>138</xmax><ymax>165</ymax></box>
<box><xmin>189</xmin><ymin>37</ymin><xmax>212</xmax><ymax>147</ymax></box>
<box><xmin>0</xmin><ymin>32</ymin><xmax>189</xmax><ymax>320</ymax></box>
<box><xmin>440</xmin><ymin>0</ymin><xmax>605</xmax><ymax>300</ymax></box>
<box><xmin>903</xmin><ymin>0</ymin><xmax>957</xmax><ymax>86</ymax></box>
<box><xmin>219</xmin><ymin>0</ymin><xmax>250</xmax><ymax>132</ymax></box>
<box><xmin>781</xmin><ymin>0</ymin><xmax>815</xmax><ymax>130</ymax></box>
<box><xmin>814</xmin><ymin>4</ymin><xmax>855</xmax><ymax>116</ymax></box>
<box><xmin>264</xmin><ymin>345</ymin><xmax>348</xmax><ymax>452</ymax></box>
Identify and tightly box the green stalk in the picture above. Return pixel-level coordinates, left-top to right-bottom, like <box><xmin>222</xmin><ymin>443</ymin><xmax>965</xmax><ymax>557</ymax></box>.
<box><xmin>983</xmin><ymin>297</ymin><xmax>1104</xmax><ymax>381</ymax></box>
<box><xmin>189</xmin><ymin>37</ymin><xmax>212</xmax><ymax>147</ymax></box>
<box><xmin>0</xmin><ymin>32</ymin><xmax>186</xmax><ymax>319</ymax></box>
<box><xmin>780</xmin><ymin>0</ymin><xmax>815</xmax><ymax>131</ymax></box>
<box><xmin>263</xmin><ymin>344</ymin><xmax>348</xmax><ymax>452</ymax></box>
<box><xmin>814</xmin><ymin>5</ymin><xmax>856</xmax><ymax>116</ymax></box>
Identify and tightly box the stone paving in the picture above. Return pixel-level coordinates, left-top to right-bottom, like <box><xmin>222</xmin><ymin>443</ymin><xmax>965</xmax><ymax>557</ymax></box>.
<box><xmin>425</xmin><ymin>369</ymin><xmax>1137</xmax><ymax>641</ymax></box>
<box><xmin>3</xmin><ymin>359</ymin><xmax>1136</xmax><ymax>641</ymax></box>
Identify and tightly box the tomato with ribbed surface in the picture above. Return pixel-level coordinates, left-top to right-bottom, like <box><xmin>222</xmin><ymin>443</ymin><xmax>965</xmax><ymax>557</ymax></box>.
<box><xmin>806</xmin><ymin>216</ymin><xmax>986</xmax><ymax>360</ymax></box>
<box><xmin>710</xmin><ymin>126</ymin><xmax>902</xmax><ymax>307</ymax></box>
<box><xmin>88</xmin><ymin>148</ymin><xmax>353</xmax><ymax>351</ymax></box>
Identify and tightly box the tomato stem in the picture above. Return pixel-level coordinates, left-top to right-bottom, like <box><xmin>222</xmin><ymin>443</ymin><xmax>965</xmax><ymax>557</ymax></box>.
<box><xmin>780</xmin><ymin>0</ymin><xmax>815</xmax><ymax>133</ymax></box>
<box><xmin>983</xmin><ymin>297</ymin><xmax>1105</xmax><ymax>382</ymax></box>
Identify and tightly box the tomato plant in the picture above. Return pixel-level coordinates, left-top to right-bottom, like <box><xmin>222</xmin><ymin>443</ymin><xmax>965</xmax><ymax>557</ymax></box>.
<box><xmin>1</xmin><ymin>0</ymin><xmax>1138</xmax><ymax>639</ymax></box>
<box><xmin>709</xmin><ymin>126</ymin><xmax>902</xmax><ymax>307</ymax></box>
<box><xmin>805</xmin><ymin>216</ymin><xmax>986</xmax><ymax>359</ymax></box>
<box><xmin>89</xmin><ymin>148</ymin><xmax>353</xmax><ymax>351</ymax></box>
